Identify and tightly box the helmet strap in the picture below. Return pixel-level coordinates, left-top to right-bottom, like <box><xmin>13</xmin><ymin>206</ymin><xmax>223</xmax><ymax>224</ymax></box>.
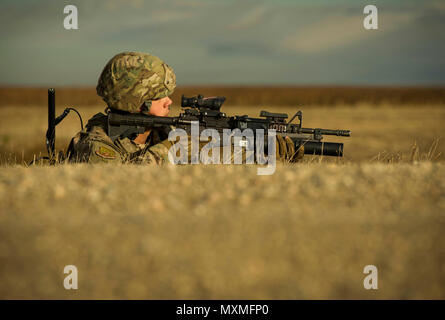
<box><xmin>141</xmin><ymin>101</ymin><xmax>152</xmax><ymax>114</ymax></box>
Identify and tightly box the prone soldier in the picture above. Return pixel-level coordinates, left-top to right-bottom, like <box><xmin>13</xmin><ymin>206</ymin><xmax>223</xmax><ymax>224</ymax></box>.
<box><xmin>67</xmin><ymin>51</ymin><xmax>303</xmax><ymax>164</ymax></box>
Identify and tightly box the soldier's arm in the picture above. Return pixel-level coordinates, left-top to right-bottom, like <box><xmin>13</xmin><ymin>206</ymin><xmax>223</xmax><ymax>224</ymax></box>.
<box><xmin>141</xmin><ymin>140</ymin><xmax>173</xmax><ymax>164</ymax></box>
<box><xmin>68</xmin><ymin>131</ymin><xmax>123</xmax><ymax>164</ymax></box>
<box><xmin>141</xmin><ymin>135</ymin><xmax>305</xmax><ymax>165</ymax></box>
<box><xmin>87</xmin><ymin>140</ymin><xmax>123</xmax><ymax>163</ymax></box>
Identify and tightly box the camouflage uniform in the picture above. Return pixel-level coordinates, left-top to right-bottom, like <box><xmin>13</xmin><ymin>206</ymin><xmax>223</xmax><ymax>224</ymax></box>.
<box><xmin>66</xmin><ymin>51</ymin><xmax>303</xmax><ymax>164</ymax></box>
<box><xmin>67</xmin><ymin>51</ymin><xmax>176</xmax><ymax>164</ymax></box>
<box><xmin>66</xmin><ymin>113</ymin><xmax>173</xmax><ymax>164</ymax></box>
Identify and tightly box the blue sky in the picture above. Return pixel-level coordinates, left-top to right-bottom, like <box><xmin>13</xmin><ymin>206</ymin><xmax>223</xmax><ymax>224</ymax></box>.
<box><xmin>1</xmin><ymin>0</ymin><xmax>444</xmax><ymax>86</ymax></box>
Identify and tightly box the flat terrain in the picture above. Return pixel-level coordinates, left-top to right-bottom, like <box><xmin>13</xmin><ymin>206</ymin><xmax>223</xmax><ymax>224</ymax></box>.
<box><xmin>0</xmin><ymin>87</ymin><xmax>444</xmax><ymax>299</ymax></box>
<box><xmin>1</xmin><ymin>104</ymin><xmax>444</xmax><ymax>164</ymax></box>
<box><xmin>2</xmin><ymin>86</ymin><xmax>445</xmax><ymax>107</ymax></box>
<box><xmin>0</xmin><ymin>163</ymin><xmax>444</xmax><ymax>299</ymax></box>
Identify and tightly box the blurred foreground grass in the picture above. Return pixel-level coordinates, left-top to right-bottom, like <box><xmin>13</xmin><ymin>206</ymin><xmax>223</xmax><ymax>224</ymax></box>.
<box><xmin>0</xmin><ymin>163</ymin><xmax>444</xmax><ymax>299</ymax></box>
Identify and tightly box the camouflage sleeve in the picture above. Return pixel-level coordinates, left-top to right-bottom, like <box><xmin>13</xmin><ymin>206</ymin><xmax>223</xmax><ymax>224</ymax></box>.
<box><xmin>86</xmin><ymin>140</ymin><xmax>123</xmax><ymax>164</ymax></box>
<box><xmin>140</xmin><ymin>137</ymin><xmax>252</xmax><ymax>165</ymax></box>
<box><xmin>135</xmin><ymin>137</ymin><xmax>197</xmax><ymax>165</ymax></box>
<box><xmin>145</xmin><ymin>137</ymin><xmax>223</xmax><ymax>165</ymax></box>
<box><xmin>68</xmin><ymin>131</ymin><xmax>123</xmax><ymax>164</ymax></box>
<box><xmin>135</xmin><ymin>140</ymin><xmax>172</xmax><ymax>165</ymax></box>
<box><xmin>130</xmin><ymin>135</ymin><xmax>306</xmax><ymax>165</ymax></box>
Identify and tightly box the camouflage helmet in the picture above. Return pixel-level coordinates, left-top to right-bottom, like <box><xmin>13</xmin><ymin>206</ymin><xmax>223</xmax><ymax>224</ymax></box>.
<box><xmin>96</xmin><ymin>51</ymin><xmax>176</xmax><ymax>113</ymax></box>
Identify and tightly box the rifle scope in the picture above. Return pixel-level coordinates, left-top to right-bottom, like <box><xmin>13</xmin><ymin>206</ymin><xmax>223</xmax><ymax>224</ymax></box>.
<box><xmin>181</xmin><ymin>94</ymin><xmax>225</xmax><ymax>111</ymax></box>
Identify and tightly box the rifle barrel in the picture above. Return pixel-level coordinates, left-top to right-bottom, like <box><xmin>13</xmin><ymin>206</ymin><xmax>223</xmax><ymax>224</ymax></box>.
<box><xmin>108</xmin><ymin>112</ymin><xmax>181</xmax><ymax>127</ymax></box>
<box><xmin>300</xmin><ymin>128</ymin><xmax>350</xmax><ymax>137</ymax></box>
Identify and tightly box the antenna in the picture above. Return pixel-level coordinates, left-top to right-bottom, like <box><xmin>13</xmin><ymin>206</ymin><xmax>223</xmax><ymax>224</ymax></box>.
<box><xmin>46</xmin><ymin>88</ymin><xmax>56</xmax><ymax>159</ymax></box>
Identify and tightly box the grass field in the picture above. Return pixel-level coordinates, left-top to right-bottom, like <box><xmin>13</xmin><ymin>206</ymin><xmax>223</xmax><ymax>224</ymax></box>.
<box><xmin>1</xmin><ymin>103</ymin><xmax>444</xmax><ymax>164</ymax></box>
<box><xmin>0</xmin><ymin>87</ymin><xmax>444</xmax><ymax>299</ymax></box>
<box><xmin>0</xmin><ymin>163</ymin><xmax>444</xmax><ymax>299</ymax></box>
<box><xmin>2</xmin><ymin>86</ymin><xmax>445</xmax><ymax>107</ymax></box>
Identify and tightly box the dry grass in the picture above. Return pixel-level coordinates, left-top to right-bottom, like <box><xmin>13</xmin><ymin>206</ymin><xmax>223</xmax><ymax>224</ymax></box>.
<box><xmin>1</xmin><ymin>86</ymin><xmax>445</xmax><ymax>107</ymax></box>
<box><xmin>0</xmin><ymin>163</ymin><xmax>444</xmax><ymax>299</ymax></box>
<box><xmin>1</xmin><ymin>91</ymin><xmax>444</xmax><ymax>299</ymax></box>
<box><xmin>1</xmin><ymin>104</ymin><xmax>444</xmax><ymax>165</ymax></box>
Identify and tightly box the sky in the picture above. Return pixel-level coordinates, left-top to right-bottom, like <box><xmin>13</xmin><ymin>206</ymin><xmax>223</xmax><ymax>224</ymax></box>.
<box><xmin>0</xmin><ymin>0</ymin><xmax>444</xmax><ymax>86</ymax></box>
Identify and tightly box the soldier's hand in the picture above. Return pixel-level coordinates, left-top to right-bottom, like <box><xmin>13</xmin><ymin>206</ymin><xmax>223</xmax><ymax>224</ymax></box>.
<box><xmin>276</xmin><ymin>135</ymin><xmax>304</xmax><ymax>162</ymax></box>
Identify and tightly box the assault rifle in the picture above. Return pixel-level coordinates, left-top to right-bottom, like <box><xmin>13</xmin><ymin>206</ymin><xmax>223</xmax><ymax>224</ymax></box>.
<box><xmin>43</xmin><ymin>90</ymin><xmax>350</xmax><ymax>162</ymax></box>
<box><xmin>107</xmin><ymin>94</ymin><xmax>351</xmax><ymax>157</ymax></box>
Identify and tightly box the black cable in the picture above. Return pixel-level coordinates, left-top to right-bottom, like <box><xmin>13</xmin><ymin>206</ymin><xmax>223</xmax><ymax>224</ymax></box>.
<box><xmin>55</xmin><ymin>107</ymin><xmax>84</xmax><ymax>131</ymax></box>
<box><xmin>67</xmin><ymin>107</ymin><xmax>84</xmax><ymax>131</ymax></box>
<box><xmin>31</xmin><ymin>107</ymin><xmax>85</xmax><ymax>166</ymax></box>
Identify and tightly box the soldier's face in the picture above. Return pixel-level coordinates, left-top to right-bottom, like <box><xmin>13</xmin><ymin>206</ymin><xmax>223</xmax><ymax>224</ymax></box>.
<box><xmin>149</xmin><ymin>96</ymin><xmax>173</xmax><ymax>117</ymax></box>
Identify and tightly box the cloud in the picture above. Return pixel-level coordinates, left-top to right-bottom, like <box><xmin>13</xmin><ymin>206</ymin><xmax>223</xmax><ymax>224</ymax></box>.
<box><xmin>228</xmin><ymin>5</ymin><xmax>268</xmax><ymax>30</ymax></box>
<box><xmin>431</xmin><ymin>0</ymin><xmax>445</xmax><ymax>11</ymax></box>
<box><xmin>282</xmin><ymin>11</ymin><xmax>417</xmax><ymax>54</ymax></box>
<box><xmin>170</xmin><ymin>0</ymin><xmax>210</xmax><ymax>8</ymax></box>
<box><xmin>104</xmin><ymin>0</ymin><xmax>143</xmax><ymax>12</ymax></box>
<box><xmin>1</xmin><ymin>0</ymin><xmax>444</xmax><ymax>85</ymax></box>
<box><xmin>148</xmin><ymin>10</ymin><xmax>195</xmax><ymax>24</ymax></box>
<box><xmin>207</xmin><ymin>41</ymin><xmax>272</xmax><ymax>57</ymax></box>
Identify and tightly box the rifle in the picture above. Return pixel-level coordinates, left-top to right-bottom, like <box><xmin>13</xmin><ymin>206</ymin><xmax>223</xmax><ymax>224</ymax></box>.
<box><xmin>107</xmin><ymin>94</ymin><xmax>351</xmax><ymax>157</ymax></box>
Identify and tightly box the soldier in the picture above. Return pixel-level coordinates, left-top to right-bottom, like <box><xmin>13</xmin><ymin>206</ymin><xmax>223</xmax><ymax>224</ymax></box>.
<box><xmin>67</xmin><ymin>51</ymin><xmax>302</xmax><ymax>164</ymax></box>
<box><xmin>67</xmin><ymin>51</ymin><xmax>177</xmax><ymax>164</ymax></box>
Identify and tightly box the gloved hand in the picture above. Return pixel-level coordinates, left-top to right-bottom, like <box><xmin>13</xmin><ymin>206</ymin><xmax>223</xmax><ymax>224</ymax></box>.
<box><xmin>276</xmin><ymin>135</ymin><xmax>304</xmax><ymax>162</ymax></box>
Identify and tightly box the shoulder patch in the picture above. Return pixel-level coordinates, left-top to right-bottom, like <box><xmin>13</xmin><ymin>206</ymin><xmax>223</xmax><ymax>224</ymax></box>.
<box><xmin>95</xmin><ymin>146</ymin><xmax>117</xmax><ymax>159</ymax></box>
